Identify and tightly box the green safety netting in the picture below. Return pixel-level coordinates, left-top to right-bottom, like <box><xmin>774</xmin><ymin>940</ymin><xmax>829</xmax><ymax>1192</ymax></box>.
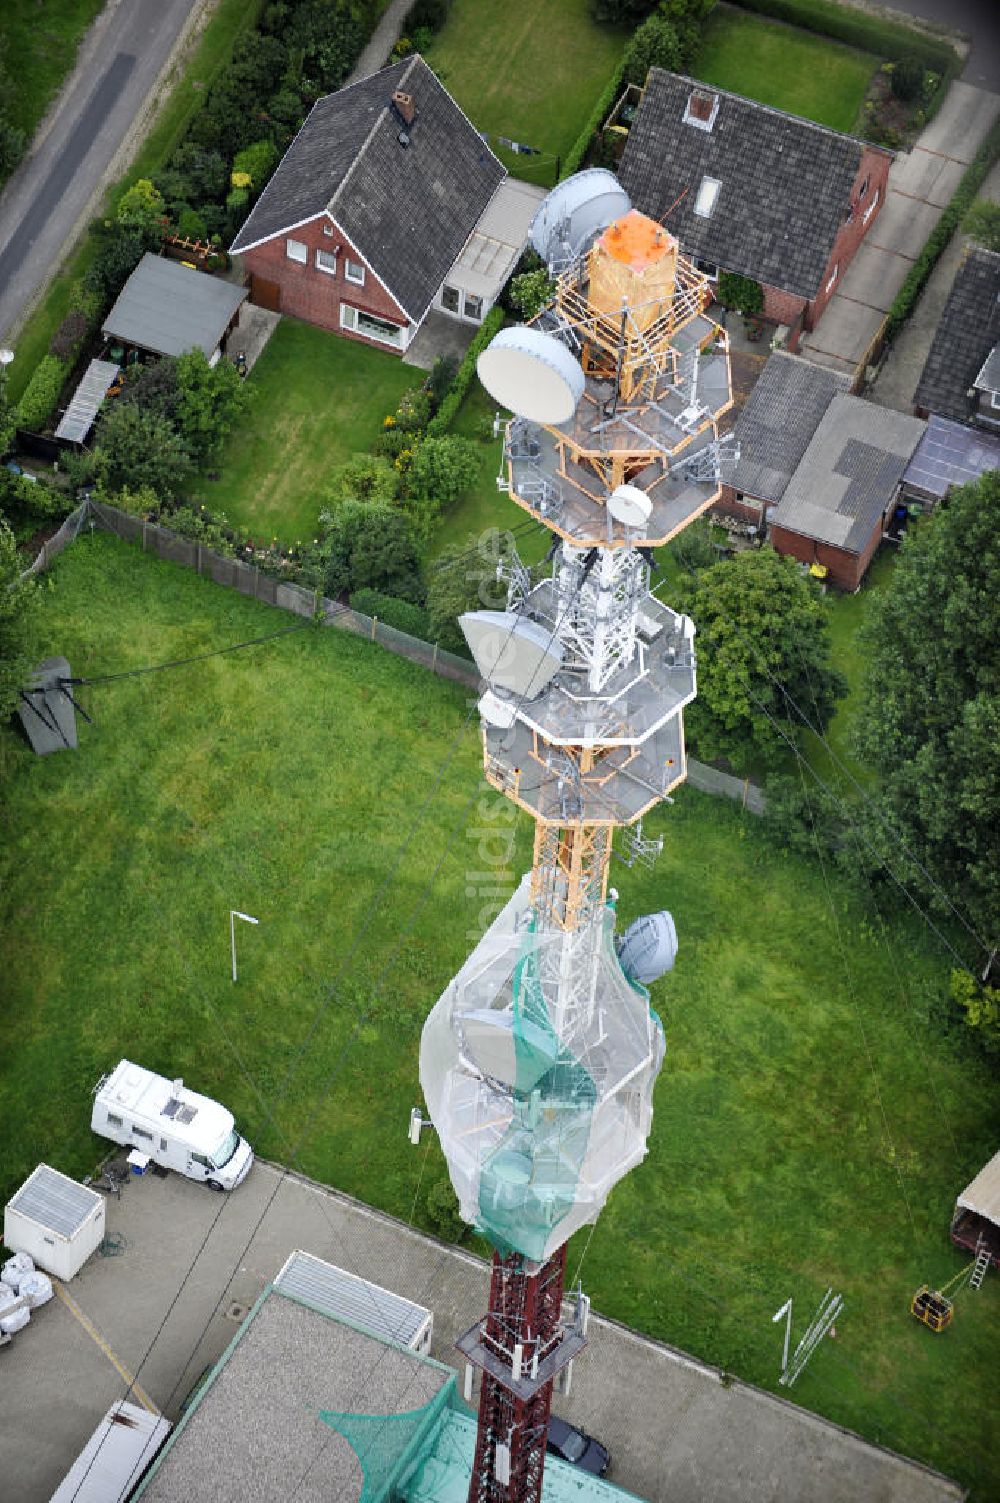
<box><xmin>318</xmin><ymin>1382</ymin><xmax>454</xmax><ymax>1503</ymax></box>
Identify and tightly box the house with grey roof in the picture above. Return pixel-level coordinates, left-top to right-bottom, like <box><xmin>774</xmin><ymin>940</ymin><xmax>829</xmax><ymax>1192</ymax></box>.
<box><xmin>914</xmin><ymin>245</ymin><xmax>1000</xmax><ymax>429</ymax></box>
<box><xmin>616</xmin><ymin>71</ymin><xmax>891</xmax><ymax>349</ymax></box>
<box><xmin>768</xmin><ymin>394</ymin><xmax>925</xmax><ymax>589</ymax></box>
<box><xmin>229</xmin><ymin>56</ymin><xmax>537</xmax><ymax>354</ymax></box>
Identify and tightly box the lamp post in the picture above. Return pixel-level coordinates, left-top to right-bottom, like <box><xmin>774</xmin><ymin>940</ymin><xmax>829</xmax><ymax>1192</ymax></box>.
<box><xmin>230</xmin><ymin>909</ymin><xmax>259</xmax><ymax>981</ymax></box>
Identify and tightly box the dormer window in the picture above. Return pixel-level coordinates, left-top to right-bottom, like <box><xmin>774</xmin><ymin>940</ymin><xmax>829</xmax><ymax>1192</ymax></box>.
<box><xmin>693</xmin><ymin>176</ymin><xmax>721</xmax><ymax>219</ymax></box>
<box><xmin>684</xmin><ymin>89</ymin><xmax>719</xmax><ymax>132</ymax></box>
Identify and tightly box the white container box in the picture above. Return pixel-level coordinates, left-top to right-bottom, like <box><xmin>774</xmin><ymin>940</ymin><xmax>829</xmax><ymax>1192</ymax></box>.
<box><xmin>4</xmin><ymin>1164</ymin><xmax>105</xmax><ymax>1281</ymax></box>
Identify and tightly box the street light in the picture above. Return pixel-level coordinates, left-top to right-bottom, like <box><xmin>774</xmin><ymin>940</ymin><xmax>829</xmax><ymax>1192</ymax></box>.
<box><xmin>230</xmin><ymin>909</ymin><xmax>259</xmax><ymax>981</ymax></box>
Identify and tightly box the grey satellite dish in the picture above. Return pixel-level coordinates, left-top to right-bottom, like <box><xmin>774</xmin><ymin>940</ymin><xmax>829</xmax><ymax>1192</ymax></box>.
<box><xmin>477</xmin><ymin>327</ymin><xmax>585</xmax><ymax>425</ymax></box>
<box><xmin>529</xmin><ymin>169</ymin><xmax>631</xmax><ymax>266</ymax></box>
<box><xmin>478</xmin><ymin>690</ymin><xmax>518</xmax><ymax>729</ymax></box>
<box><xmin>617</xmin><ymin>911</ymin><xmax>677</xmax><ymax>986</ymax></box>
<box><xmin>461</xmin><ymin>611</ymin><xmax>565</xmax><ymax>699</ymax></box>
<box><xmin>460</xmin><ymin>1009</ymin><xmax>558</xmax><ymax>1091</ymax></box>
<box><xmin>607</xmin><ymin>484</ymin><xmax>652</xmax><ymax>530</ymax></box>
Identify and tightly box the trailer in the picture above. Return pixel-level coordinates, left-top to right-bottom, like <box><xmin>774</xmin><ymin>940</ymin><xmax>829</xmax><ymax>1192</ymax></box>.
<box><xmin>4</xmin><ymin>1165</ymin><xmax>104</xmax><ymax>1281</ymax></box>
<box><xmin>49</xmin><ymin>1401</ymin><xmax>171</xmax><ymax>1503</ymax></box>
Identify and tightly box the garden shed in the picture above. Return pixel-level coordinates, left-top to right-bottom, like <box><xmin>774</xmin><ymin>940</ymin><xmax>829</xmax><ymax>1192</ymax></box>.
<box><xmin>101</xmin><ymin>254</ymin><xmax>247</xmax><ymax>363</ymax></box>
<box><xmin>951</xmin><ymin>1148</ymin><xmax>1000</xmax><ymax>1268</ymax></box>
<box><xmin>4</xmin><ymin>1163</ymin><xmax>105</xmax><ymax>1280</ymax></box>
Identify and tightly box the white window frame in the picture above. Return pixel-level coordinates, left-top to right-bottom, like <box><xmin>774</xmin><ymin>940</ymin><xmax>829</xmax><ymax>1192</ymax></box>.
<box><xmin>990</xmin><ymin>389</ymin><xmax>1000</xmax><ymax>411</ymax></box>
<box><xmin>463</xmin><ymin>292</ymin><xmax>483</xmax><ymax>321</ymax></box>
<box><xmin>344</xmin><ymin>258</ymin><xmax>366</xmax><ymax>286</ymax></box>
<box><xmin>285</xmin><ymin>238</ymin><xmax>307</xmax><ymax>264</ymax></box>
<box><xmin>323</xmin><ymin>223</ymin><xmax>334</xmax><ymax>238</ymax></box>
<box><xmin>315</xmin><ymin>248</ymin><xmax>338</xmax><ymax>275</ymax></box>
<box><xmin>441</xmin><ymin>284</ymin><xmax>461</xmax><ymax>314</ymax></box>
<box><xmin>862</xmin><ymin>189</ymin><xmax>880</xmax><ymax>227</ymax></box>
<box><xmin>693</xmin><ymin>176</ymin><xmax>721</xmax><ymax>220</ymax></box>
<box><xmin>340</xmin><ymin>302</ymin><xmax>404</xmax><ymax>348</ymax></box>
<box><xmin>825</xmin><ymin>263</ymin><xmax>839</xmax><ymax>295</ymax></box>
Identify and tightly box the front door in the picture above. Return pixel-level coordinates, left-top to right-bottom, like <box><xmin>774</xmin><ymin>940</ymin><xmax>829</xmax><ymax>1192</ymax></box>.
<box><xmin>250</xmin><ymin>275</ymin><xmax>281</xmax><ymax>313</ymax></box>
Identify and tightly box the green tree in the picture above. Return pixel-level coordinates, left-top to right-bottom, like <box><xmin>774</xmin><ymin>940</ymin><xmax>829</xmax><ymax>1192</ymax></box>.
<box><xmin>854</xmin><ymin>471</ymin><xmax>1000</xmax><ymax>944</ymax></box>
<box><xmin>718</xmin><ymin>271</ymin><xmax>764</xmax><ymax>317</ymax></box>
<box><xmin>676</xmin><ymin>546</ymin><xmax>847</xmax><ymax>768</ymax></box>
<box><xmin>509</xmin><ymin>269</ymin><xmax>555</xmax><ymax>321</ymax></box>
<box><xmin>404</xmin><ymin>435</ymin><xmax>480</xmax><ymax>544</ymax></box>
<box><xmin>324</xmin><ymin>454</ymin><xmax>400</xmax><ymax>507</ymax></box>
<box><xmin>320</xmin><ymin>500</ymin><xmax>424</xmax><ymax>603</ymax></box>
<box><xmin>426</xmin><ymin>530</ymin><xmax>514</xmax><ymax>655</ymax></box>
<box><xmin>963</xmin><ymin>198</ymin><xmax>1000</xmax><ymax>253</ymax></box>
<box><xmin>92</xmin><ymin>403</ymin><xmax>194</xmax><ymax>502</ymax></box>
<box><xmin>0</xmin><ymin>519</ymin><xmax>40</xmax><ymax>730</ymax></box>
<box><xmin>623</xmin><ymin>13</ymin><xmax>683</xmax><ymax>86</ymax></box>
<box><xmin>173</xmin><ymin>349</ymin><xmax>251</xmax><ymax>468</ymax></box>
<box><xmin>117</xmin><ymin>178</ymin><xmax>166</xmax><ymax>232</ymax></box>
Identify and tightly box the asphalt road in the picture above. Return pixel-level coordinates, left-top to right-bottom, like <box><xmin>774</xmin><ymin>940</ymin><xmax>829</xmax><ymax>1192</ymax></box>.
<box><xmin>883</xmin><ymin>0</ymin><xmax>1000</xmax><ymax>92</ymax></box>
<box><xmin>0</xmin><ymin>0</ymin><xmax>200</xmax><ymax>345</ymax></box>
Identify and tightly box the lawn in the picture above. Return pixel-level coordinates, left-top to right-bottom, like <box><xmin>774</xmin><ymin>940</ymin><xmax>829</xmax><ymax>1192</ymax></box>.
<box><xmin>692</xmin><ymin>6</ymin><xmax>877</xmax><ymax>133</ymax></box>
<box><xmin>424</xmin><ymin>0</ymin><xmax>628</xmax><ymax>187</ymax></box>
<box><xmin>201</xmin><ymin>319</ymin><xmax>421</xmax><ymax>541</ymax></box>
<box><xmin>1</xmin><ymin>0</ymin><xmax>106</xmax><ymax>144</ymax></box>
<box><xmin>2</xmin><ymin>533</ymin><xmax>998</xmax><ymax>1497</ymax></box>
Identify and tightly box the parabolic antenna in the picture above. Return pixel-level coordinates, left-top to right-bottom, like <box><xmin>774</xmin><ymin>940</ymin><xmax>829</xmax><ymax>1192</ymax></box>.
<box><xmin>478</xmin><ymin>689</ymin><xmax>518</xmax><ymax>729</ymax></box>
<box><xmin>607</xmin><ymin>484</ymin><xmax>653</xmax><ymax>530</ymax></box>
<box><xmin>617</xmin><ymin>910</ymin><xmax>678</xmax><ymax>986</ymax></box>
<box><xmin>529</xmin><ymin>168</ymin><xmax>632</xmax><ymax>266</ymax></box>
<box><xmin>461</xmin><ymin>611</ymin><xmax>565</xmax><ymax>699</ymax></box>
<box><xmin>477</xmin><ymin>328</ymin><xmax>585</xmax><ymax>425</ymax></box>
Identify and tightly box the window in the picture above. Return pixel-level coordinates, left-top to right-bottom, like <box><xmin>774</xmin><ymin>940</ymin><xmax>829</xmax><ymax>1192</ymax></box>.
<box><xmin>285</xmin><ymin>239</ymin><xmax>307</xmax><ymax>263</ymax></box>
<box><xmin>340</xmin><ymin>303</ymin><xmax>404</xmax><ymax>348</ymax></box>
<box><xmin>862</xmin><ymin>189</ymin><xmax>880</xmax><ymax>227</ymax></box>
<box><xmin>825</xmin><ymin>263</ymin><xmax>839</xmax><ymax>295</ymax></box>
<box><xmin>991</xmin><ymin>390</ymin><xmax>1000</xmax><ymax>411</ymax></box>
<box><xmin>694</xmin><ymin>257</ymin><xmax>718</xmax><ymax>279</ymax></box>
<box><xmin>858</xmin><ymin>174</ymin><xmax>870</xmax><ymax>200</ymax></box>
<box><xmin>442</xmin><ymin>284</ymin><xmax>460</xmax><ymax>313</ymax></box>
<box><xmin>191</xmin><ymin>1153</ymin><xmax>211</xmax><ymax>1168</ymax></box>
<box><xmin>463</xmin><ymin>293</ymin><xmax>483</xmax><ymax>321</ymax></box>
<box><xmin>693</xmin><ymin>176</ymin><xmax>721</xmax><ymax>219</ymax></box>
<box><xmin>345</xmin><ymin>258</ymin><xmax>365</xmax><ymax>285</ymax></box>
<box><xmin>107</xmin><ymin>1113</ymin><xmax>123</xmax><ymax>1128</ymax></box>
<box><xmin>316</xmin><ymin>248</ymin><xmax>337</xmax><ymax>274</ymax></box>
<box><xmin>323</xmin><ymin>223</ymin><xmax>334</xmax><ymax>237</ymax></box>
<box><xmin>132</xmin><ymin>1125</ymin><xmax>153</xmax><ymax>1140</ymax></box>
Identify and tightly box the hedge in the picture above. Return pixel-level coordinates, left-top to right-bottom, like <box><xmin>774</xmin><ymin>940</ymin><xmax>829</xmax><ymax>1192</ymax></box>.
<box><xmin>561</xmin><ymin>58</ymin><xmax>628</xmax><ymax>181</ymax></box>
<box><xmin>14</xmin><ymin>355</ymin><xmax>68</xmax><ymax>432</ymax></box>
<box><xmin>425</xmin><ymin>307</ymin><xmax>505</xmax><ymax>437</ymax></box>
<box><xmin>886</xmin><ymin>118</ymin><xmax>1000</xmax><ymax>343</ymax></box>
<box><xmin>729</xmin><ymin>0</ymin><xmax>960</xmax><ymax>118</ymax></box>
<box><xmin>349</xmin><ymin>588</ymin><xmax>434</xmax><ymax>640</ymax></box>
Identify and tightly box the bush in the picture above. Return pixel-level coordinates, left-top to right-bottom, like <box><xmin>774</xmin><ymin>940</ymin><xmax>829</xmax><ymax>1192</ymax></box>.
<box><xmin>590</xmin><ymin>0</ymin><xmax>657</xmax><ymax>20</ymax></box>
<box><xmin>325</xmin><ymin>454</ymin><xmax>400</xmax><ymax>506</ymax></box>
<box><xmin>423</xmin><ymin>1176</ymin><xmax>467</xmax><ymax>1243</ymax></box>
<box><xmin>403</xmin><ymin>0</ymin><xmax>451</xmax><ymax>31</ymax></box>
<box><xmin>83</xmin><ymin>225</ymin><xmax>151</xmax><ymax>305</ymax></box>
<box><xmin>117</xmin><ymin>178</ymin><xmax>165</xmax><ymax>232</ymax></box>
<box><xmin>964</xmin><ymin>198</ymin><xmax>1000</xmax><ymax>253</ymax></box>
<box><xmin>623</xmin><ymin>14</ymin><xmax>683</xmax><ymax>86</ymax></box>
<box><xmin>718</xmin><ymin>271</ymin><xmax>764</xmax><ymax>316</ymax></box>
<box><xmin>14</xmin><ymin>355</ymin><xmax>68</xmax><ymax>432</ymax></box>
<box><xmin>232</xmin><ymin>139</ymin><xmax>279</xmax><ymax>187</ymax></box>
<box><xmin>176</xmin><ymin>207</ymin><xmax>209</xmax><ymax>242</ymax></box>
<box><xmin>890</xmin><ymin>55</ymin><xmax>925</xmax><ymax>102</ymax></box>
<box><xmin>349</xmin><ymin>589</ymin><xmax>433</xmax><ymax>640</ymax></box>
<box><xmin>561</xmin><ymin>60</ymin><xmax>627</xmax><ymax>180</ymax></box>
<box><xmin>49</xmin><ymin>310</ymin><xmax>90</xmax><ymax>363</ymax></box>
<box><xmin>426</xmin><ymin>307</ymin><xmax>504</xmax><ymax>437</ymax></box>
<box><xmin>509</xmin><ymin>268</ymin><xmax>555</xmax><ymax>320</ymax></box>
<box><xmin>425</xmin><ymin>355</ymin><xmax>459</xmax><ymax>413</ymax></box>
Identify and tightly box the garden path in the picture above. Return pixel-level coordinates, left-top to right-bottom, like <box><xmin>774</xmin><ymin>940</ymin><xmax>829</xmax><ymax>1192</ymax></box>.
<box><xmin>346</xmin><ymin>0</ymin><xmax>412</xmax><ymax>86</ymax></box>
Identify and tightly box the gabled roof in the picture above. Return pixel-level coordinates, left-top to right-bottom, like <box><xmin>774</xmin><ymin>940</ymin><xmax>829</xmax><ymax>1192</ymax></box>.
<box><xmin>733</xmin><ymin>351</ymin><xmax>850</xmax><ymax>505</ymax></box>
<box><xmin>915</xmin><ymin>246</ymin><xmax>1000</xmax><ymax>422</ymax></box>
<box><xmin>772</xmin><ymin>393</ymin><xmax>925</xmax><ymax>553</ymax></box>
<box><xmin>973</xmin><ymin>342</ymin><xmax>1000</xmax><ymax>395</ymax></box>
<box><xmin>230</xmin><ymin>56</ymin><xmax>505</xmax><ymax>323</ymax></box>
<box><xmin>618</xmin><ymin>70</ymin><xmax>881</xmax><ymax>300</ymax></box>
<box><xmin>102</xmin><ymin>254</ymin><xmax>247</xmax><ymax>358</ymax></box>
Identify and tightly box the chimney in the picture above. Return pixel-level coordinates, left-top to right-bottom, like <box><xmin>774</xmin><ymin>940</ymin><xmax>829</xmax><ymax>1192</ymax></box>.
<box><xmin>392</xmin><ymin>90</ymin><xmax>415</xmax><ymax>127</ymax></box>
<box><xmin>683</xmin><ymin>88</ymin><xmax>719</xmax><ymax>132</ymax></box>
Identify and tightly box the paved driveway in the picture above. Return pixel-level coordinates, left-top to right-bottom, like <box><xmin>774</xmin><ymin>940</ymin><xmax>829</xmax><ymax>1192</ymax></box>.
<box><xmin>799</xmin><ymin>82</ymin><xmax>998</xmax><ymax>382</ymax></box>
<box><xmin>0</xmin><ymin>1162</ymin><xmax>964</xmax><ymax>1503</ymax></box>
<box><xmin>0</xmin><ymin>0</ymin><xmax>203</xmax><ymax>345</ymax></box>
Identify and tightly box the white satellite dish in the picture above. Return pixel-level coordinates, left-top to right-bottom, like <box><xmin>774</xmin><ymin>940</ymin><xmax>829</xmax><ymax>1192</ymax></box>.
<box><xmin>461</xmin><ymin>611</ymin><xmax>565</xmax><ymax>699</ymax></box>
<box><xmin>477</xmin><ymin>328</ymin><xmax>585</xmax><ymax>426</ymax></box>
<box><xmin>529</xmin><ymin>169</ymin><xmax>631</xmax><ymax>265</ymax></box>
<box><xmin>607</xmin><ymin>484</ymin><xmax>653</xmax><ymax>530</ymax></box>
<box><xmin>478</xmin><ymin>690</ymin><xmax>517</xmax><ymax>729</ymax></box>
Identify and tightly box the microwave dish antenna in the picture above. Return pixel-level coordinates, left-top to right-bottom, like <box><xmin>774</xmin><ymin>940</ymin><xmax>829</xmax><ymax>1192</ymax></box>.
<box><xmin>529</xmin><ymin>168</ymin><xmax>631</xmax><ymax>267</ymax></box>
<box><xmin>607</xmin><ymin>484</ymin><xmax>653</xmax><ymax>530</ymax></box>
<box><xmin>477</xmin><ymin>327</ymin><xmax>585</xmax><ymax>426</ymax></box>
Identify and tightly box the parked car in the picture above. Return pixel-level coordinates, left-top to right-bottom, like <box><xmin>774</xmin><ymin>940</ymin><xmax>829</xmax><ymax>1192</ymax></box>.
<box><xmin>546</xmin><ymin>1415</ymin><xmax>610</xmax><ymax>1476</ymax></box>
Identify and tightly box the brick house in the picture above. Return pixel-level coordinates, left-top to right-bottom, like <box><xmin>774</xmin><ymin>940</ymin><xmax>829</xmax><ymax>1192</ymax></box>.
<box><xmin>616</xmin><ymin>71</ymin><xmax>892</xmax><ymax>349</ymax></box>
<box><xmin>722</xmin><ymin>351</ymin><xmax>924</xmax><ymax>590</ymax></box>
<box><xmin>914</xmin><ymin>245</ymin><xmax>1000</xmax><ymax>428</ymax></box>
<box><xmin>230</xmin><ymin>56</ymin><xmax>509</xmax><ymax>354</ymax></box>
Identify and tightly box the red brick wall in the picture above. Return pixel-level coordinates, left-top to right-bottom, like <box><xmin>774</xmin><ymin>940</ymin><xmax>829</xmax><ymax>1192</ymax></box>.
<box><xmin>768</xmin><ymin>517</ymin><xmax>884</xmax><ymax>591</ymax></box>
<box><xmin>716</xmin><ymin>486</ymin><xmax>764</xmax><ymax>524</ymax></box>
<box><xmin>805</xmin><ymin>146</ymin><xmax>892</xmax><ymax>329</ymax></box>
<box><xmin>762</xmin><ymin>285</ymin><xmax>807</xmax><ymax>333</ymax></box>
<box><xmin>239</xmin><ymin>213</ymin><xmax>411</xmax><ymax>350</ymax></box>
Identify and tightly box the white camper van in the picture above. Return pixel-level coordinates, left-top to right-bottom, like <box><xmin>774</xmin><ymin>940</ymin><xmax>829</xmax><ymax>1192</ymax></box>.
<box><xmin>91</xmin><ymin>1060</ymin><xmax>253</xmax><ymax>1191</ymax></box>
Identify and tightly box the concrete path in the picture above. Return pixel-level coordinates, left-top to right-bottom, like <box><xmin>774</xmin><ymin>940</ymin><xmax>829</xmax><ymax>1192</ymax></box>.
<box><xmin>870</xmin><ymin>159</ymin><xmax>1000</xmax><ymax>410</ymax></box>
<box><xmin>1</xmin><ymin>1162</ymin><xmax>965</xmax><ymax>1503</ymax></box>
<box><xmin>799</xmin><ymin>81</ymin><xmax>998</xmax><ymax>383</ymax></box>
<box><xmin>346</xmin><ymin>0</ymin><xmax>411</xmax><ymax>86</ymax></box>
<box><xmin>0</xmin><ymin>0</ymin><xmax>206</xmax><ymax>346</ymax></box>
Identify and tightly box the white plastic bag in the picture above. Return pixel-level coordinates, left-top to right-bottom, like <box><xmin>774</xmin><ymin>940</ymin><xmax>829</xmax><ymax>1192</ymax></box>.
<box><xmin>0</xmin><ymin>1281</ymin><xmax>30</xmax><ymax>1334</ymax></box>
<box><xmin>1</xmin><ymin>1252</ymin><xmax>34</xmax><ymax>1292</ymax></box>
<box><xmin>18</xmin><ymin>1271</ymin><xmax>53</xmax><ymax>1309</ymax></box>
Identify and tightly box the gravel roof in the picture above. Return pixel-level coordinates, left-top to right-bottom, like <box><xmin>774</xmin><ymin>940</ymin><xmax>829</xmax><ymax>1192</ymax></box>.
<box><xmin>230</xmin><ymin>56</ymin><xmax>505</xmax><ymax>322</ymax></box>
<box><xmin>914</xmin><ymin>245</ymin><xmax>1000</xmax><ymax>422</ymax></box>
<box><xmin>136</xmin><ymin>1289</ymin><xmax>451</xmax><ymax>1503</ymax></box>
<box><xmin>733</xmin><ymin>352</ymin><xmax>850</xmax><ymax>505</ymax></box>
<box><xmin>618</xmin><ymin>70</ymin><xmax>878</xmax><ymax>300</ymax></box>
<box><xmin>772</xmin><ymin>393</ymin><xmax>925</xmax><ymax>552</ymax></box>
